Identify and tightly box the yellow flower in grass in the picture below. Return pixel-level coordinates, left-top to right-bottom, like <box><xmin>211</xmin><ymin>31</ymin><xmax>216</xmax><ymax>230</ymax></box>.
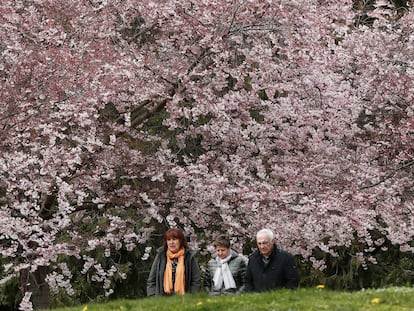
<box><xmin>316</xmin><ymin>284</ymin><xmax>325</xmax><ymax>289</ymax></box>
<box><xmin>82</xmin><ymin>306</ymin><xmax>88</xmax><ymax>311</ymax></box>
<box><xmin>371</xmin><ymin>297</ymin><xmax>381</xmax><ymax>304</ymax></box>
<box><xmin>196</xmin><ymin>301</ymin><xmax>203</xmax><ymax>306</ymax></box>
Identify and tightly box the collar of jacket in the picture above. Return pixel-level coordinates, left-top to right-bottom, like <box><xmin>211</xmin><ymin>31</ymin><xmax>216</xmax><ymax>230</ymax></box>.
<box><xmin>253</xmin><ymin>244</ymin><xmax>278</xmax><ymax>260</ymax></box>
<box><xmin>156</xmin><ymin>246</ymin><xmax>196</xmax><ymax>258</ymax></box>
<box><xmin>229</xmin><ymin>250</ymin><xmax>239</xmax><ymax>259</ymax></box>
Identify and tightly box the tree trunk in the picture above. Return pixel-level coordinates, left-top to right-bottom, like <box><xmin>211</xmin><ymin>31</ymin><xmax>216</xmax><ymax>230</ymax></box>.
<box><xmin>20</xmin><ymin>266</ymin><xmax>50</xmax><ymax>310</ymax></box>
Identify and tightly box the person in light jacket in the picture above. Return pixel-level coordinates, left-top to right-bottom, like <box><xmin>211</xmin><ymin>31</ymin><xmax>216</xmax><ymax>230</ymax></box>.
<box><xmin>147</xmin><ymin>228</ymin><xmax>201</xmax><ymax>296</ymax></box>
<box><xmin>245</xmin><ymin>228</ymin><xmax>299</xmax><ymax>292</ymax></box>
<box><xmin>204</xmin><ymin>234</ymin><xmax>247</xmax><ymax>295</ymax></box>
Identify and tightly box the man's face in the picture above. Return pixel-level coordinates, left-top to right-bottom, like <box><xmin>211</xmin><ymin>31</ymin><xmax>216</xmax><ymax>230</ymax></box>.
<box><xmin>256</xmin><ymin>234</ymin><xmax>274</xmax><ymax>258</ymax></box>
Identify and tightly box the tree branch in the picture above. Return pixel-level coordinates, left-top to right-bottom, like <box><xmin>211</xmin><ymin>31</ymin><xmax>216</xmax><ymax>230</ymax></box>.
<box><xmin>359</xmin><ymin>159</ymin><xmax>414</xmax><ymax>190</ymax></box>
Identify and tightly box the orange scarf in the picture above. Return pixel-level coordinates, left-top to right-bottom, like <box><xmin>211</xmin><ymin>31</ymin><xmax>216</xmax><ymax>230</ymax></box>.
<box><xmin>164</xmin><ymin>248</ymin><xmax>185</xmax><ymax>295</ymax></box>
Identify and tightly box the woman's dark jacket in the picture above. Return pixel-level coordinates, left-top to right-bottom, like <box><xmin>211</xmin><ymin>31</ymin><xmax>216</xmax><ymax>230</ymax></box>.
<box><xmin>203</xmin><ymin>250</ymin><xmax>247</xmax><ymax>295</ymax></box>
<box><xmin>244</xmin><ymin>245</ymin><xmax>299</xmax><ymax>292</ymax></box>
<box><xmin>146</xmin><ymin>246</ymin><xmax>201</xmax><ymax>296</ymax></box>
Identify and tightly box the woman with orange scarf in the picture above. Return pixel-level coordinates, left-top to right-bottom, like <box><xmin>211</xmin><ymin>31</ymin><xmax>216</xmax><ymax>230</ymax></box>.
<box><xmin>147</xmin><ymin>228</ymin><xmax>201</xmax><ymax>296</ymax></box>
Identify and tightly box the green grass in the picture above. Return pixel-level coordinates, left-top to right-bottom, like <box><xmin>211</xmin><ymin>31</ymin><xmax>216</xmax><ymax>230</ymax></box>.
<box><xmin>48</xmin><ymin>287</ymin><xmax>414</xmax><ymax>311</ymax></box>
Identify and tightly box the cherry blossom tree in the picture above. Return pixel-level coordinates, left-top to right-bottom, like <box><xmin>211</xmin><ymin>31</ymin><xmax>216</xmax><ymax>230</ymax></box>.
<box><xmin>1</xmin><ymin>0</ymin><xmax>413</xmax><ymax>309</ymax></box>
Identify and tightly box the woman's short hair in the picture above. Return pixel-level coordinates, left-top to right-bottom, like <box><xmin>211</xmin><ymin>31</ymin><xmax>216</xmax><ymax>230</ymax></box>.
<box><xmin>163</xmin><ymin>228</ymin><xmax>188</xmax><ymax>250</ymax></box>
<box><xmin>213</xmin><ymin>234</ymin><xmax>231</xmax><ymax>248</ymax></box>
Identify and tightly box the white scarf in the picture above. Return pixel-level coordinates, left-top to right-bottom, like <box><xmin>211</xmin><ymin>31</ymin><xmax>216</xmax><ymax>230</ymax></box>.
<box><xmin>213</xmin><ymin>253</ymin><xmax>236</xmax><ymax>290</ymax></box>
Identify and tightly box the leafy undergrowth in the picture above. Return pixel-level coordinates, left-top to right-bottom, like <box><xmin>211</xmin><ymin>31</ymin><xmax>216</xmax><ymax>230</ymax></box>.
<box><xmin>48</xmin><ymin>287</ymin><xmax>414</xmax><ymax>311</ymax></box>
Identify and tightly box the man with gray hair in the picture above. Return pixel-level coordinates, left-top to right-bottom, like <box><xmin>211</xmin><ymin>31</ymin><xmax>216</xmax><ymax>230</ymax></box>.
<box><xmin>244</xmin><ymin>228</ymin><xmax>299</xmax><ymax>292</ymax></box>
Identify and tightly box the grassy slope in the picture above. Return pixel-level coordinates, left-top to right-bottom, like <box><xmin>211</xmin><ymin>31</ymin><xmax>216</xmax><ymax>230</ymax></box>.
<box><xmin>49</xmin><ymin>287</ymin><xmax>414</xmax><ymax>311</ymax></box>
